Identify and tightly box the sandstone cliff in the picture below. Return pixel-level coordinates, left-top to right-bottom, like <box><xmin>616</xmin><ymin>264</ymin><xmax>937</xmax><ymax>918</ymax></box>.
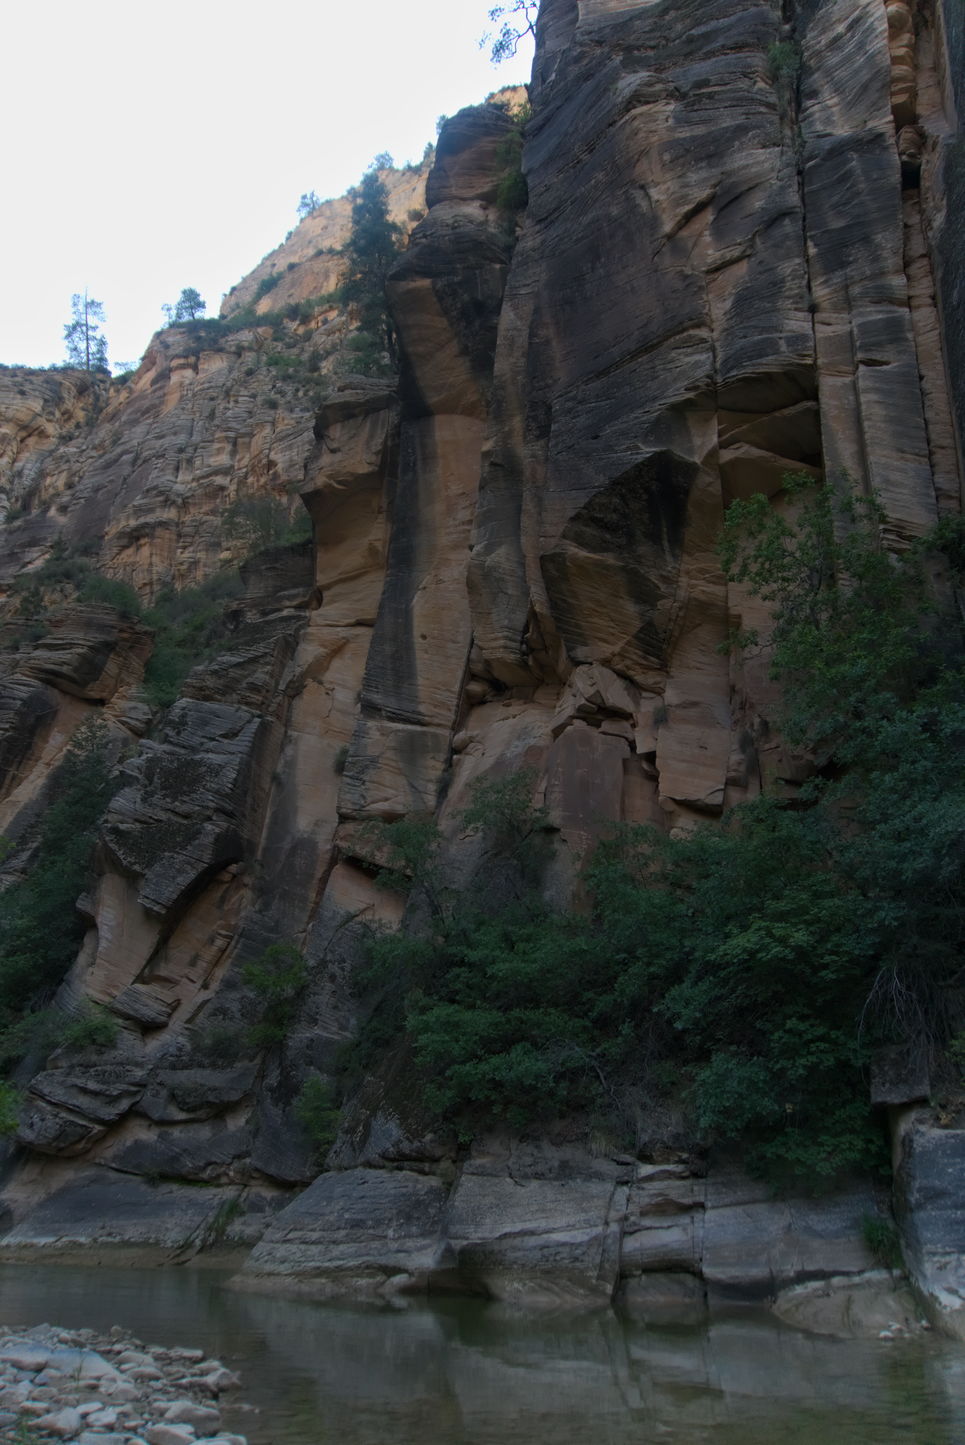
<box><xmin>0</xmin><ymin>2</ymin><xmax>962</xmax><ymax>1329</ymax></box>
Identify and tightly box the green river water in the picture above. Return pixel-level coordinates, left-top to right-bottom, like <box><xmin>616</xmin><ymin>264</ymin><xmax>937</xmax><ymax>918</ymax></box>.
<box><xmin>2</xmin><ymin>1264</ymin><xmax>964</xmax><ymax>1444</ymax></box>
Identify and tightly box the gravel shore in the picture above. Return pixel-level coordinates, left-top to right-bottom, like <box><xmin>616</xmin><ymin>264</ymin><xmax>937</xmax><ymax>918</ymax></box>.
<box><xmin>0</xmin><ymin>1324</ymin><xmax>251</xmax><ymax>1445</ymax></box>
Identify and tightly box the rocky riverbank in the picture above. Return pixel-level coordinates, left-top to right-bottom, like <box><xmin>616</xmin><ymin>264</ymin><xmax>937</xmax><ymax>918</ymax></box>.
<box><xmin>0</xmin><ymin>1325</ymin><xmax>250</xmax><ymax>1445</ymax></box>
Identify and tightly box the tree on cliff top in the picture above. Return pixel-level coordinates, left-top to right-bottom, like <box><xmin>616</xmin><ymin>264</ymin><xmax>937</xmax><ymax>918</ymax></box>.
<box><xmin>297</xmin><ymin>190</ymin><xmax>320</xmax><ymax>220</ymax></box>
<box><xmin>162</xmin><ymin>287</ymin><xmax>206</xmax><ymax>325</ymax></box>
<box><xmin>64</xmin><ymin>292</ymin><xmax>108</xmax><ymax>372</ymax></box>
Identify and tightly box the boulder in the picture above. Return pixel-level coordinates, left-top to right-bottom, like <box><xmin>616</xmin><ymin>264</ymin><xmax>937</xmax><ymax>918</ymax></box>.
<box><xmin>445</xmin><ymin>1138</ymin><xmax>630</xmax><ymax>1306</ymax></box>
<box><xmin>242</xmin><ymin>1168</ymin><xmax>449</xmax><ymax>1295</ymax></box>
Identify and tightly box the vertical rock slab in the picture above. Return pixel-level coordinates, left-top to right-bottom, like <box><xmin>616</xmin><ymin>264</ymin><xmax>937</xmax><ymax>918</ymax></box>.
<box><xmin>251</xmin><ymin>381</ymin><xmax>399</xmax><ymax>935</ymax></box>
<box><xmin>933</xmin><ymin>0</ymin><xmax>965</xmax><ymax>485</ymax></box>
<box><xmin>799</xmin><ymin>0</ymin><xmax>941</xmax><ymax>539</ymax></box>
<box><xmin>471</xmin><ymin>0</ymin><xmax>814</xmax><ymax>822</ymax></box>
<box><xmin>340</xmin><ymin>109</ymin><xmax>514</xmax><ymax>821</ymax></box>
<box><xmin>894</xmin><ymin>1110</ymin><xmax>965</xmax><ymax>1337</ymax></box>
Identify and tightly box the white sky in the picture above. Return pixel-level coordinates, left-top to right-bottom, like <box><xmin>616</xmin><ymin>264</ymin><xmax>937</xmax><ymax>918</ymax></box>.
<box><xmin>1</xmin><ymin>0</ymin><xmax>533</xmax><ymax>371</ymax></box>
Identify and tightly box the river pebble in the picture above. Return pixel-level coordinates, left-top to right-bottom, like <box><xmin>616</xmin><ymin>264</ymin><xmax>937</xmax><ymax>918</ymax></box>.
<box><xmin>0</xmin><ymin>1325</ymin><xmax>249</xmax><ymax>1445</ymax></box>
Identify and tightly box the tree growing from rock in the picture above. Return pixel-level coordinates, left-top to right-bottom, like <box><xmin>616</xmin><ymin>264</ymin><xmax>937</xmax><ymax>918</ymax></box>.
<box><xmin>162</xmin><ymin>287</ymin><xmax>206</xmax><ymax>325</ymax></box>
<box><xmin>64</xmin><ymin>292</ymin><xmax>108</xmax><ymax>371</ymax></box>
<box><xmin>297</xmin><ymin>190</ymin><xmax>321</xmax><ymax>220</ymax></box>
<box><xmin>337</xmin><ymin>164</ymin><xmax>403</xmax><ymax>373</ymax></box>
<box><xmin>483</xmin><ymin>0</ymin><xmax>538</xmax><ymax>62</ymax></box>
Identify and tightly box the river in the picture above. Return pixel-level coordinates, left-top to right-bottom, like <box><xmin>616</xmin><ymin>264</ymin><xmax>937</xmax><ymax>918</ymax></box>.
<box><xmin>2</xmin><ymin>1263</ymin><xmax>964</xmax><ymax>1443</ymax></box>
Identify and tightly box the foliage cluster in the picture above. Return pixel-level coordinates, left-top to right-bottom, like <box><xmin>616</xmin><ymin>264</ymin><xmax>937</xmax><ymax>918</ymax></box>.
<box><xmin>10</xmin><ymin>537</ymin><xmax>248</xmax><ymax>710</ymax></box>
<box><xmin>254</xmin><ymin>274</ymin><xmax>282</xmax><ymax>304</ymax></box>
<box><xmin>242</xmin><ymin>943</ymin><xmax>308</xmax><ymax>1049</ymax></box>
<box><xmin>0</xmin><ymin>722</ymin><xmax>114</xmax><ymax>1048</ymax></box>
<box><xmin>140</xmin><ymin>570</ymin><xmax>244</xmax><ymax>709</ymax></box>
<box><xmin>0</xmin><ymin>1000</ymin><xmax>116</xmax><ymax>1070</ymax></box>
<box><xmin>483</xmin><ymin>0</ymin><xmax>539</xmax><ymax>63</ymax></box>
<box><xmin>336</xmin><ymin>166</ymin><xmax>404</xmax><ymax>376</ymax></box>
<box><xmin>358</xmin><ymin>483</ymin><xmax>965</xmax><ymax>1184</ymax></box>
<box><xmin>767</xmin><ymin>39</ymin><xmax>802</xmax><ymax>119</ymax></box>
<box><xmin>0</xmin><ymin>1080</ymin><xmax>22</xmax><ymax>1137</ymax></box>
<box><xmin>294</xmin><ymin>1072</ymin><xmax>342</xmax><ymax>1158</ymax></box>
<box><xmin>493</xmin><ymin>102</ymin><xmax>531</xmax><ymax>214</ymax></box>
<box><xmin>12</xmin><ymin>540</ymin><xmax>140</xmax><ymax>620</ymax></box>
<box><xmin>223</xmin><ymin>496</ymin><xmax>312</xmax><ymax>552</ymax></box>
<box><xmin>862</xmin><ymin>1212</ymin><xmax>903</xmax><ymax>1269</ymax></box>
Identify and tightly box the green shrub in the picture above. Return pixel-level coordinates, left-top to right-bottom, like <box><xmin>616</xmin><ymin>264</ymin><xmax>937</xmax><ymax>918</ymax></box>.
<box><xmin>0</xmin><ymin>720</ymin><xmax>114</xmax><ymax>1034</ymax></box>
<box><xmin>78</xmin><ymin>573</ymin><xmax>142</xmax><ymax>618</ymax></box>
<box><xmin>0</xmin><ymin>1081</ymin><xmax>22</xmax><ymax>1136</ymax></box>
<box><xmin>494</xmin><ymin>102</ymin><xmax>531</xmax><ymax>214</ymax></box>
<box><xmin>191</xmin><ymin>1018</ymin><xmax>246</xmax><ymax>1065</ymax></box>
<box><xmin>264</xmin><ymin>352</ymin><xmax>304</xmax><ymax>373</ymax></box>
<box><xmin>243</xmin><ymin>943</ymin><xmax>308</xmax><ymax>1049</ymax></box>
<box><xmin>339</xmin><ymin>330</ymin><xmax>394</xmax><ymax>378</ymax></box>
<box><xmin>11</xmin><ymin>541</ymin><xmax>143</xmax><ymax>623</ymax></box>
<box><xmin>254</xmin><ymin>274</ymin><xmax>282</xmax><ymax>302</ymax></box>
<box><xmin>294</xmin><ymin>1072</ymin><xmax>341</xmax><ymax>1158</ymax></box>
<box><xmin>0</xmin><ymin>1009</ymin><xmax>60</xmax><ymax>1068</ymax></box>
<box><xmin>767</xmin><ymin>39</ymin><xmax>802</xmax><ymax>120</ymax></box>
<box><xmin>224</xmin><ymin>496</ymin><xmax>311</xmax><ymax>552</ymax></box>
<box><xmin>185</xmin><ymin>318</ymin><xmax>230</xmax><ymax>344</ymax></box>
<box><xmin>862</xmin><ymin>1213</ymin><xmax>903</xmax><ymax>1269</ymax></box>
<box><xmin>13</xmin><ymin>541</ymin><xmax>90</xmax><ymax>598</ymax></box>
<box><xmin>767</xmin><ymin>39</ymin><xmax>802</xmax><ymax>86</ymax></box>
<box><xmin>11</xmin><ymin>620</ymin><xmax>50</xmax><ymax>651</ymax></box>
<box><xmin>141</xmin><ymin>570</ymin><xmax>244</xmax><ymax>709</ymax></box>
<box><xmin>63</xmin><ymin>1002</ymin><xmax>118</xmax><ymax>1051</ymax></box>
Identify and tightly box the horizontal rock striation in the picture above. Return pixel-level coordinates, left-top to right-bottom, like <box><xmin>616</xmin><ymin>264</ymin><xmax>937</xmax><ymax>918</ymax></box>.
<box><xmin>241</xmin><ymin>1134</ymin><xmax>897</xmax><ymax>1324</ymax></box>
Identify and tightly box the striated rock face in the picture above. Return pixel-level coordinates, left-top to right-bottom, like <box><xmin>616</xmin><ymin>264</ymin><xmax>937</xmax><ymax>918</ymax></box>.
<box><xmin>0</xmin><ymin>1</ymin><xmax>961</xmax><ymax>1318</ymax></box>
<box><xmin>0</xmin><ymin>369</ymin><xmax>109</xmax><ymax>521</ymax></box>
<box><xmin>894</xmin><ymin>1110</ymin><xmax>965</xmax><ymax>1336</ymax></box>
<box><xmin>933</xmin><ymin>0</ymin><xmax>965</xmax><ymax>463</ymax></box>
<box><xmin>242</xmin><ymin>1134</ymin><xmax>883</xmax><ymax>1315</ymax></box>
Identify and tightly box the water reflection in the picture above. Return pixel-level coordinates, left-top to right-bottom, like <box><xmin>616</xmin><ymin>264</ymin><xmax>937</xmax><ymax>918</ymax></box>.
<box><xmin>0</xmin><ymin>1264</ymin><xmax>963</xmax><ymax>1444</ymax></box>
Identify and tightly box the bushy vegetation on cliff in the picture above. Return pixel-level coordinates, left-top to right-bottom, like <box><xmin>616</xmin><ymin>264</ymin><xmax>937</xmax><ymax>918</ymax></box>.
<box><xmin>336</xmin><ymin>165</ymin><xmax>404</xmax><ymax>376</ymax></box>
<box><xmin>359</xmin><ymin>484</ymin><xmax>965</xmax><ymax>1185</ymax></box>
<box><xmin>0</xmin><ymin>722</ymin><xmax>114</xmax><ymax>1063</ymax></box>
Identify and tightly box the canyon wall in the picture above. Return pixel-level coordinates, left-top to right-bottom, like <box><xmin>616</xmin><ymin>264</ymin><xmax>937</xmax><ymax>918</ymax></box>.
<box><xmin>0</xmin><ymin>1</ymin><xmax>961</xmax><ymax>1326</ymax></box>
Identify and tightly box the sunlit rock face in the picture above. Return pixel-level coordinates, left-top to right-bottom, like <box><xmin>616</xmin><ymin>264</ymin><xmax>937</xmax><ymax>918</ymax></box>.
<box><xmin>0</xmin><ymin>0</ymin><xmax>961</xmax><ymax>1316</ymax></box>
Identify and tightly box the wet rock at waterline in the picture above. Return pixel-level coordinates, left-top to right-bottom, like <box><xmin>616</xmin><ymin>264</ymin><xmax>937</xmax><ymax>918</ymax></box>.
<box><xmin>237</xmin><ymin>1137</ymin><xmax>918</xmax><ymax>1332</ymax></box>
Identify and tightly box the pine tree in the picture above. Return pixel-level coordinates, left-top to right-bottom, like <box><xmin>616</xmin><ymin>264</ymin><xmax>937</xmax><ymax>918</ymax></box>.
<box><xmin>297</xmin><ymin>191</ymin><xmax>320</xmax><ymax>220</ymax></box>
<box><xmin>338</xmin><ymin>166</ymin><xmax>403</xmax><ymax>373</ymax></box>
<box><xmin>64</xmin><ymin>292</ymin><xmax>108</xmax><ymax>371</ymax></box>
<box><xmin>162</xmin><ymin>288</ymin><xmax>206</xmax><ymax>325</ymax></box>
